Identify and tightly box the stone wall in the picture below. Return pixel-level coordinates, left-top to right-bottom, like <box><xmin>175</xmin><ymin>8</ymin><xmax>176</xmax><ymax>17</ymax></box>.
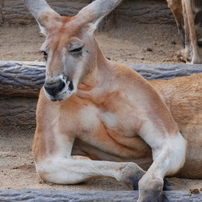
<box><xmin>0</xmin><ymin>0</ymin><xmax>175</xmax><ymax>25</ymax></box>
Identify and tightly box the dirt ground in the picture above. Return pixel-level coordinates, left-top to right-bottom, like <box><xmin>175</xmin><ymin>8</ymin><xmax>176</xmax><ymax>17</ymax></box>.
<box><xmin>0</xmin><ymin>21</ymin><xmax>202</xmax><ymax>193</ymax></box>
<box><xmin>0</xmin><ymin>21</ymin><xmax>184</xmax><ymax>63</ymax></box>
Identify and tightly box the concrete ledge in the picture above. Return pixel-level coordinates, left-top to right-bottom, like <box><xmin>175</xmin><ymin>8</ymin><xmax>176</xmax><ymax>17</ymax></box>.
<box><xmin>0</xmin><ymin>190</ymin><xmax>201</xmax><ymax>201</ymax></box>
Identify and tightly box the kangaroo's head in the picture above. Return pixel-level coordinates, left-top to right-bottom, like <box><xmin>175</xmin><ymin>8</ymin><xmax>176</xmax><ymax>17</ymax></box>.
<box><xmin>24</xmin><ymin>0</ymin><xmax>122</xmax><ymax>101</ymax></box>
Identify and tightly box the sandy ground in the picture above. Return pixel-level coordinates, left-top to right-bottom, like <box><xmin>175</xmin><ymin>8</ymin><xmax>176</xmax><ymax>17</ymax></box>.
<box><xmin>0</xmin><ymin>22</ymin><xmax>202</xmax><ymax>193</ymax></box>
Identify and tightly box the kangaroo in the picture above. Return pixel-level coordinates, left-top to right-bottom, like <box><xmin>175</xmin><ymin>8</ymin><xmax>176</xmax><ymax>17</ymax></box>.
<box><xmin>24</xmin><ymin>0</ymin><xmax>202</xmax><ymax>201</ymax></box>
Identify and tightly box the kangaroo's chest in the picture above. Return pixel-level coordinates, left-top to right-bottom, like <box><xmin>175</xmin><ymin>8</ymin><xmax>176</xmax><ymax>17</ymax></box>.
<box><xmin>99</xmin><ymin>110</ymin><xmax>141</xmax><ymax>137</ymax></box>
<box><xmin>62</xmin><ymin>93</ymin><xmax>152</xmax><ymax>167</ymax></box>
<box><xmin>97</xmin><ymin>91</ymin><xmax>143</xmax><ymax>137</ymax></box>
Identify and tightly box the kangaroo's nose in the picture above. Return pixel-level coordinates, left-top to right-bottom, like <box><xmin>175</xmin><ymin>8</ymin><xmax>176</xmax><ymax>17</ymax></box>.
<box><xmin>44</xmin><ymin>79</ymin><xmax>65</xmax><ymax>97</ymax></box>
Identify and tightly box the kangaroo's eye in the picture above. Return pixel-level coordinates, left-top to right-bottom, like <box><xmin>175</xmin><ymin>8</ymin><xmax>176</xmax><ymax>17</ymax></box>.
<box><xmin>69</xmin><ymin>47</ymin><xmax>83</xmax><ymax>56</ymax></box>
<box><xmin>69</xmin><ymin>38</ymin><xmax>84</xmax><ymax>57</ymax></box>
<box><xmin>41</xmin><ymin>51</ymin><xmax>48</xmax><ymax>61</ymax></box>
<box><xmin>70</xmin><ymin>47</ymin><xmax>83</xmax><ymax>53</ymax></box>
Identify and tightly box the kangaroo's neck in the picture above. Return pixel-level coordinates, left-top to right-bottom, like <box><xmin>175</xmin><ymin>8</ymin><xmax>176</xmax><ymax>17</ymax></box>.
<box><xmin>78</xmin><ymin>40</ymin><xmax>112</xmax><ymax>91</ymax></box>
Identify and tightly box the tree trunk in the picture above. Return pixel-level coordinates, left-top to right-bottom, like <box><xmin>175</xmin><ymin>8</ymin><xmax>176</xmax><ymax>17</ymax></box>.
<box><xmin>2</xmin><ymin>0</ymin><xmax>174</xmax><ymax>25</ymax></box>
<box><xmin>0</xmin><ymin>189</ymin><xmax>201</xmax><ymax>202</ymax></box>
<box><xmin>0</xmin><ymin>0</ymin><xmax>3</xmax><ymax>23</ymax></box>
<box><xmin>1</xmin><ymin>61</ymin><xmax>202</xmax><ymax>98</ymax></box>
<box><xmin>0</xmin><ymin>97</ymin><xmax>37</xmax><ymax>127</ymax></box>
<box><xmin>1</xmin><ymin>61</ymin><xmax>202</xmax><ymax>127</ymax></box>
<box><xmin>0</xmin><ymin>61</ymin><xmax>45</xmax><ymax>98</ymax></box>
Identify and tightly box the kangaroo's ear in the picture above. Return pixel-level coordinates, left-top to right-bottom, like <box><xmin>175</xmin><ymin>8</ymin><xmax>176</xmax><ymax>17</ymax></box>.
<box><xmin>77</xmin><ymin>0</ymin><xmax>122</xmax><ymax>33</ymax></box>
<box><xmin>24</xmin><ymin>0</ymin><xmax>61</xmax><ymax>36</ymax></box>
